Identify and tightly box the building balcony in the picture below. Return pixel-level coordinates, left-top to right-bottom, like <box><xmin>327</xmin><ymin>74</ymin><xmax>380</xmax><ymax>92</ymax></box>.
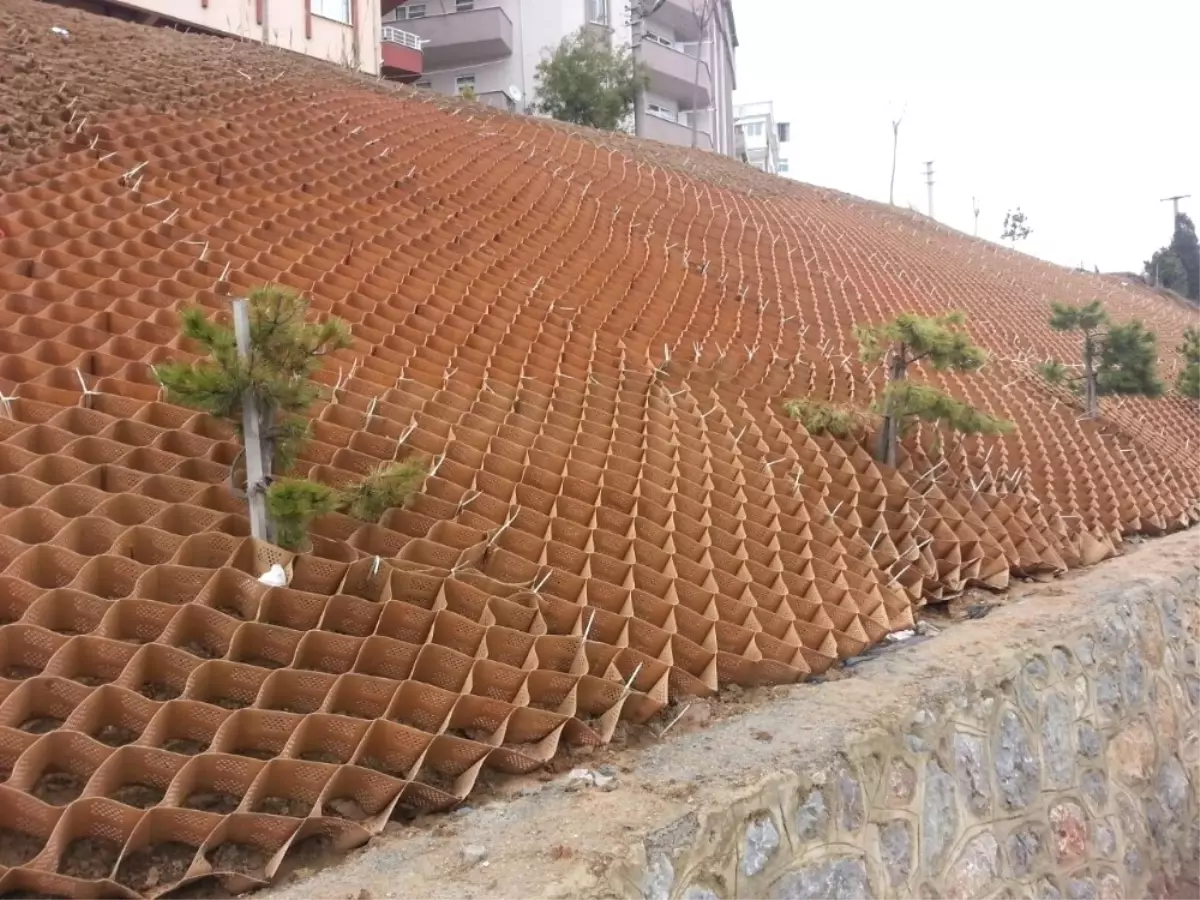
<box><xmin>402</xmin><ymin>7</ymin><xmax>513</xmax><ymax>70</ymax></box>
<box><xmin>640</xmin><ymin>39</ymin><xmax>710</xmax><ymax>110</ymax></box>
<box><xmin>380</xmin><ymin>26</ymin><xmax>423</xmax><ymax>77</ymax></box>
<box><xmin>641</xmin><ymin>111</ymin><xmax>713</xmax><ymax>151</ymax></box>
<box><xmin>647</xmin><ymin>0</ymin><xmax>706</xmax><ymax>41</ymax></box>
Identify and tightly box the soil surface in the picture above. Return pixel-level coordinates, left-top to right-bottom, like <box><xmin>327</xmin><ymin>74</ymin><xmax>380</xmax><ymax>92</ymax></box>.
<box><xmin>184</xmin><ymin>791</ymin><xmax>241</xmax><ymax>814</ymax></box>
<box><xmin>256</xmin><ymin>796</ymin><xmax>313</xmax><ymax>818</ymax></box>
<box><xmin>18</xmin><ymin>716</ymin><xmax>62</xmax><ymax>734</ymax></box>
<box><xmin>95</xmin><ymin>724</ymin><xmax>139</xmax><ymax>746</ymax></box>
<box><xmin>116</xmin><ymin>841</ymin><xmax>199</xmax><ymax>893</ymax></box>
<box><xmin>59</xmin><ymin>836</ymin><xmax>121</xmax><ymax>880</ymax></box>
<box><xmin>207</xmin><ymin>842</ymin><xmax>267</xmax><ymax>879</ymax></box>
<box><xmin>139</xmin><ymin>681</ymin><xmax>182</xmax><ymax>701</ymax></box>
<box><xmin>32</xmin><ymin>770</ymin><xmax>83</xmax><ymax>805</ymax></box>
<box><xmin>109</xmin><ymin>782</ymin><xmax>165</xmax><ymax>808</ymax></box>
<box><xmin>0</xmin><ymin>829</ymin><xmax>44</xmax><ymax>867</ymax></box>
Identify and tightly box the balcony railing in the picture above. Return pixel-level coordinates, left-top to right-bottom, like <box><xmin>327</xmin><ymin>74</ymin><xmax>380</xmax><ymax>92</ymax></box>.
<box><xmin>641</xmin><ymin>110</ymin><xmax>713</xmax><ymax>151</ymax></box>
<box><xmin>401</xmin><ymin>7</ymin><xmax>514</xmax><ymax>70</ymax></box>
<box><xmin>381</xmin><ymin>25</ymin><xmax>423</xmax><ymax>51</ymax></box>
<box><xmin>640</xmin><ymin>38</ymin><xmax>710</xmax><ymax>109</ymax></box>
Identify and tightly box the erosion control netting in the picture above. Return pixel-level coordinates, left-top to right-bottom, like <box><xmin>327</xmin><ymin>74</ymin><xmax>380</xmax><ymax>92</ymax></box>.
<box><xmin>0</xmin><ymin>2</ymin><xmax>1198</xmax><ymax>896</ymax></box>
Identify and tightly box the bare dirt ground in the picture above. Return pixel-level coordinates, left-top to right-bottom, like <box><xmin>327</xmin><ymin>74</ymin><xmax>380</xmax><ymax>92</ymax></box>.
<box><xmin>254</xmin><ymin>530</ymin><xmax>1199</xmax><ymax>900</ymax></box>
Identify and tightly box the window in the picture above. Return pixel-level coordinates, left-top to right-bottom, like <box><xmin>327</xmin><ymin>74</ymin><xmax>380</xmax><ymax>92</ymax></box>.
<box><xmin>455</xmin><ymin>0</ymin><xmax>474</xmax><ymax>10</ymax></box>
<box><xmin>743</xmin><ymin>120</ymin><xmax>763</xmax><ymax>138</ymax></box>
<box><xmin>312</xmin><ymin>0</ymin><xmax>350</xmax><ymax>23</ymax></box>
<box><xmin>587</xmin><ymin>0</ymin><xmax>610</xmax><ymax>25</ymax></box>
<box><xmin>456</xmin><ymin>74</ymin><xmax>476</xmax><ymax>96</ymax></box>
<box><xmin>644</xmin><ymin>31</ymin><xmax>673</xmax><ymax>47</ymax></box>
<box><xmin>777</xmin><ymin>122</ymin><xmax>791</xmax><ymax>143</ymax></box>
<box><xmin>646</xmin><ymin>102</ymin><xmax>676</xmax><ymax>121</ymax></box>
<box><xmin>415</xmin><ymin>80</ymin><xmax>432</xmax><ymax>89</ymax></box>
<box><xmin>778</xmin><ymin>159</ymin><xmax>789</xmax><ymax>174</ymax></box>
<box><xmin>394</xmin><ymin>3</ymin><xmax>425</xmax><ymax>19</ymax></box>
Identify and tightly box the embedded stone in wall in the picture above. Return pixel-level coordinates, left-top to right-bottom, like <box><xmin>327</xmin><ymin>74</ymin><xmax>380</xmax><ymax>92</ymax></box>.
<box><xmin>1146</xmin><ymin>755</ymin><xmax>1189</xmax><ymax>846</ymax></box>
<box><xmin>994</xmin><ymin>709</ymin><xmax>1040</xmax><ymax>810</ymax></box>
<box><xmin>1078</xmin><ymin>724</ymin><xmax>1102</xmax><ymax>759</ymax></box>
<box><xmin>952</xmin><ymin>732</ymin><xmax>991</xmax><ymax>817</ymax></box>
<box><xmin>945</xmin><ymin>831</ymin><xmax>999</xmax><ymax>899</ymax></box>
<box><xmin>1092</xmin><ymin>819</ymin><xmax>1116</xmax><ymax>858</ymax></box>
<box><xmin>741</xmin><ymin>814</ymin><xmax>780</xmax><ymax>878</ymax></box>
<box><xmin>836</xmin><ymin>768</ymin><xmax>865</xmax><ymax>832</ymax></box>
<box><xmin>1048</xmin><ymin>800</ymin><xmax>1088</xmax><ymax>864</ymax></box>
<box><xmin>921</xmin><ymin>759</ymin><xmax>958</xmax><ymax>869</ymax></box>
<box><xmin>1123</xmin><ymin>846</ymin><xmax>1143</xmax><ymax>877</ymax></box>
<box><xmin>1151</xmin><ymin>679</ymin><xmax>1178</xmax><ymax>739</ymax></box>
<box><xmin>1042</xmin><ymin>692</ymin><xmax>1075</xmax><ymax>788</ymax></box>
<box><xmin>1080</xmin><ymin>769</ymin><xmax>1108</xmax><ymax>814</ymax></box>
<box><xmin>1095</xmin><ymin>665</ymin><xmax>1122</xmax><ymax>720</ymax></box>
<box><xmin>1005</xmin><ymin>824</ymin><xmax>1046</xmax><ymax>878</ymax></box>
<box><xmin>886</xmin><ymin>758</ymin><xmax>916</xmax><ymax>806</ymax></box>
<box><xmin>877</xmin><ymin>819</ymin><xmax>911</xmax><ymax>887</ymax></box>
<box><xmin>1098</xmin><ymin>871</ymin><xmax>1123</xmax><ymax>900</ymax></box>
<box><xmin>641</xmin><ymin>852</ymin><xmax>675</xmax><ymax>900</ymax></box>
<box><xmin>1066</xmin><ymin>875</ymin><xmax>1098</xmax><ymax>899</ymax></box>
<box><xmin>769</xmin><ymin>857</ymin><xmax>872</xmax><ymax>900</ymax></box>
<box><xmin>1051</xmin><ymin>646</ymin><xmax>1073</xmax><ymax>676</ymax></box>
<box><xmin>794</xmin><ymin>788</ymin><xmax>829</xmax><ymax>843</ymax></box>
<box><xmin>1037</xmin><ymin>876</ymin><xmax>1064</xmax><ymax>899</ymax></box>
<box><xmin>1121</xmin><ymin>647</ymin><xmax>1145</xmax><ymax>708</ymax></box>
<box><xmin>683</xmin><ymin>884</ymin><xmax>720</xmax><ymax>900</ymax></box>
<box><xmin>1021</xmin><ymin>656</ymin><xmax>1050</xmax><ymax>713</ymax></box>
<box><xmin>1107</xmin><ymin>718</ymin><xmax>1156</xmax><ymax>787</ymax></box>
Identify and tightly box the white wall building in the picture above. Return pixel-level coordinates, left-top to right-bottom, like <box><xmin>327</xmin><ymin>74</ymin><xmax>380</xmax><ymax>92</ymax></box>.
<box><xmin>733</xmin><ymin>100</ymin><xmax>789</xmax><ymax>175</ymax></box>
<box><xmin>55</xmin><ymin>0</ymin><xmax>426</xmax><ymax>78</ymax></box>
<box><xmin>386</xmin><ymin>0</ymin><xmax>739</xmax><ymax>154</ymax></box>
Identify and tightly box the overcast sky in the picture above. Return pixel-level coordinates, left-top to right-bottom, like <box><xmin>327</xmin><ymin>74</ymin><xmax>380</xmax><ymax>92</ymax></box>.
<box><xmin>732</xmin><ymin>0</ymin><xmax>1199</xmax><ymax>274</ymax></box>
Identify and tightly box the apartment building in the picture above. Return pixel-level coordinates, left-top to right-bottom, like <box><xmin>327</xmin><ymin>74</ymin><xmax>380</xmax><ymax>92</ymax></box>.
<box><xmin>733</xmin><ymin>100</ymin><xmax>790</xmax><ymax>176</ymax></box>
<box><xmin>385</xmin><ymin>0</ymin><xmax>738</xmax><ymax>155</ymax></box>
<box><xmin>58</xmin><ymin>0</ymin><xmax>424</xmax><ymax>79</ymax></box>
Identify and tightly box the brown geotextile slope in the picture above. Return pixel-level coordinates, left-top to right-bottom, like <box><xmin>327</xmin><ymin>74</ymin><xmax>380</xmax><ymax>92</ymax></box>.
<box><xmin>0</xmin><ymin>2</ymin><xmax>1198</xmax><ymax>896</ymax></box>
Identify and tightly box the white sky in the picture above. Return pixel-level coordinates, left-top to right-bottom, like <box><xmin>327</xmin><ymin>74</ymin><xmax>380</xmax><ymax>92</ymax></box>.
<box><xmin>732</xmin><ymin>0</ymin><xmax>1199</xmax><ymax>273</ymax></box>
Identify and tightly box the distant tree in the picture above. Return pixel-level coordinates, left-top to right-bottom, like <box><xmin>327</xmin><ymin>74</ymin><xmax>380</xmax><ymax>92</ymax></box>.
<box><xmin>1043</xmin><ymin>301</ymin><xmax>1163</xmax><ymax>418</ymax></box>
<box><xmin>1169</xmin><ymin>213</ymin><xmax>1200</xmax><ymax>301</ymax></box>
<box><xmin>854</xmin><ymin>312</ymin><xmax>1010</xmax><ymax>466</ymax></box>
<box><xmin>1143</xmin><ymin>248</ymin><xmax>1188</xmax><ymax>294</ymax></box>
<box><xmin>1176</xmin><ymin>326</ymin><xmax>1200</xmax><ymax>399</ymax></box>
<box><xmin>1001</xmin><ymin>208</ymin><xmax>1032</xmax><ymax>247</ymax></box>
<box><xmin>533</xmin><ymin>29</ymin><xmax>645</xmax><ymax>132</ymax></box>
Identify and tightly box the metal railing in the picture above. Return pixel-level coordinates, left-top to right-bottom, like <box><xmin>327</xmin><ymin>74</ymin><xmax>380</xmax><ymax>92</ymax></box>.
<box><xmin>381</xmin><ymin>25</ymin><xmax>424</xmax><ymax>51</ymax></box>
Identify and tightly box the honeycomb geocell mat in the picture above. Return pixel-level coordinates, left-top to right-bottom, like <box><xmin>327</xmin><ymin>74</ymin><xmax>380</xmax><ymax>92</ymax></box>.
<box><xmin>0</xmin><ymin>2</ymin><xmax>1198</xmax><ymax>896</ymax></box>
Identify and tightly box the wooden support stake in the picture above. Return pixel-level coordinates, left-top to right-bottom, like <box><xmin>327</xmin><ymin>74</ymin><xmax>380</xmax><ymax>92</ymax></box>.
<box><xmin>232</xmin><ymin>297</ymin><xmax>270</xmax><ymax>542</ymax></box>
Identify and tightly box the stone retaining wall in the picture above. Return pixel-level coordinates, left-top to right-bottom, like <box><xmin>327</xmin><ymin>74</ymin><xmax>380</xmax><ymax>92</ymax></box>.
<box><xmin>615</xmin><ymin>560</ymin><xmax>1199</xmax><ymax>900</ymax></box>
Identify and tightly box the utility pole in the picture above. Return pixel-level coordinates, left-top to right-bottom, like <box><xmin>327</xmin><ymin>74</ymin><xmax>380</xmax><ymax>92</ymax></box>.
<box><xmin>1161</xmin><ymin>193</ymin><xmax>1191</xmax><ymax>222</ymax></box>
<box><xmin>231</xmin><ymin>297</ymin><xmax>270</xmax><ymax>543</ymax></box>
<box><xmin>923</xmin><ymin>161</ymin><xmax>934</xmax><ymax>219</ymax></box>
<box><xmin>972</xmin><ymin>196</ymin><xmax>980</xmax><ymax>236</ymax></box>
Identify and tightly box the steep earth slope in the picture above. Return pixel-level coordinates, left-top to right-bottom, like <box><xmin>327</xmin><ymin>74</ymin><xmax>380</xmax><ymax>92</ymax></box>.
<box><xmin>0</xmin><ymin>2</ymin><xmax>1196</xmax><ymax>896</ymax></box>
